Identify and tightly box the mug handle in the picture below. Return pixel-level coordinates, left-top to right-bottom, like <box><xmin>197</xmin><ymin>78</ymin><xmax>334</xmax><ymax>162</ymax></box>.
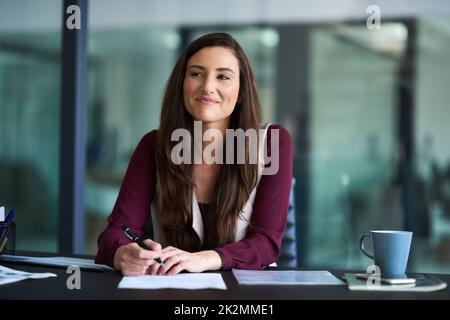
<box><xmin>359</xmin><ymin>234</ymin><xmax>374</xmax><ymax>259</ymax></box>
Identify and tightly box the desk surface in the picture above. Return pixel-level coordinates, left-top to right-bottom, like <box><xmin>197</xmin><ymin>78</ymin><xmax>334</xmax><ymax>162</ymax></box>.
<box><xmin>1</xmin><ymin>262</ymin><xmax>449</xmax><ymax>300</ymax></box>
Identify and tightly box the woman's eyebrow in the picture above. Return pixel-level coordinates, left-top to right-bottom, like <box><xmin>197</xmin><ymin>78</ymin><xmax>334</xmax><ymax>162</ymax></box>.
<box><xmin>188</xmin><ymin>65</ymin><xmax>235</xmax><ymax>74</ymax></box>
<box><xmin>216</xmin><ymin>67</ymin><xmax>234</xmax><ymax>74</ymax></box>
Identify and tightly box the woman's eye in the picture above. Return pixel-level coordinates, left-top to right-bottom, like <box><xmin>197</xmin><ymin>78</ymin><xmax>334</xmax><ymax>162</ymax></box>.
<box><xmin>190</xmin><ymin>72</ymin><xmax>202</xmax><ymax>77</ymax></box>
<box><xmin>218</xmin><ymin>74</ymin><xmax>231</xmax><ymax>80</ymax></box>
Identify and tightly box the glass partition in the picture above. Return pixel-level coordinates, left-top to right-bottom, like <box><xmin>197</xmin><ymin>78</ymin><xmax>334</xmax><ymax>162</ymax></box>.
<box><xmin>0</xmin><ymin>1</ymin><xmax>62</xmax><ymax>252</ymax></box>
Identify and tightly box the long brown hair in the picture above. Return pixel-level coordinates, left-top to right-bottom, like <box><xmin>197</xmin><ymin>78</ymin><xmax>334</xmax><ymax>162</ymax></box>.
<box><xmin>156</xmin><ymin>32</ymin><xmax>262</xmax><ymax>251</ymax></box>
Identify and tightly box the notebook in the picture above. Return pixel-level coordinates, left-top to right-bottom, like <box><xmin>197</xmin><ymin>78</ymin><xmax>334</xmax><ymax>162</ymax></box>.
<box><xmin>344</xmin><ymin>273</ymin><xmax>447</xmax><ymax>292</ymax></box>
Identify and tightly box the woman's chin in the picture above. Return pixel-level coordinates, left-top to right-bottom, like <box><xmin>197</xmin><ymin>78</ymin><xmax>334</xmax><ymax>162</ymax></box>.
<box><xmin>197</xmin><ymin>119</ymin><xmax>222</xmax><ymax>125</ymax></box>
<box><xmin>192</xmin><ymin>113</ymin><xmax>227</xmax><ymax>124</ymax></box>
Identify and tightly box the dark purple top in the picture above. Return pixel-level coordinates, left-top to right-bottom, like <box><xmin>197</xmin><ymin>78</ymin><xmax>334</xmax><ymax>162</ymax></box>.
<box><xmin>95</xmin><ymin>124</ymin><xmax>293</xmax><ymax>270</ymax></box>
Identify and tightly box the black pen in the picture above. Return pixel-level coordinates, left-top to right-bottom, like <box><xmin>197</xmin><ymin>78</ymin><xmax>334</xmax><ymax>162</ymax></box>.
<box><xmin>120</xmin><ymin>224</ymin><xmax>164</xmax><ymax>266</ymax></box>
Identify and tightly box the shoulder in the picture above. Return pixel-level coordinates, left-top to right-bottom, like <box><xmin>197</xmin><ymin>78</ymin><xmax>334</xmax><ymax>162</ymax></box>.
<box><xmin>139</xmin><ymin>129</ymin><xmax>158</xmax><ymax>147</ymax></box>
<box><xmin>264</xmin><ymin>124</ymin><xmax>292</xmax><ymax>145</ymax></box>
<box><xmin>132</xmin><ymin>130</ymin><xmax>159</xmax><ymax>158</ymax></box>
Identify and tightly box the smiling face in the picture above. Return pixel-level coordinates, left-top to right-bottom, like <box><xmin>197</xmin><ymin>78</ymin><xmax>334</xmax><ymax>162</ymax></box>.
<box><xmin>183</xmin><ymin>46</ymin><xmax>240</xmax><ymax>129</ymax></box>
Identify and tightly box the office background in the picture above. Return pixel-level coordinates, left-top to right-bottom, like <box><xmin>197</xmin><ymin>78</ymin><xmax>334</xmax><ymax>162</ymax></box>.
<box><xmin>1</xmin><ymin>0</ymin><xmax>450</xmax><ymax>274</ymax></box>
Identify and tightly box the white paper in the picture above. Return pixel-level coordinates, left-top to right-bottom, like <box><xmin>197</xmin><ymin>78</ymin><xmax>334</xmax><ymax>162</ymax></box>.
<box><xmin>232</xmin><ymin>269</ymin><xmax>344</xmax><ymax>285</ymax></box>
<box><xmin>0</xmin><ymin>255</ymin><xmax>114</xmax><ymax>272</ymax></box>
<box><xmin>118</xmin><ymin>273</ymin><xmax>227</xmax><ymax>290</ymax></box>
<box><xmin>0</xmin><ymin>265</ymin><xmax>57</xmax><ymax>286</ymax></box>
<box><xmin>0</xmin><ymin>207</ymin><xmax>4</xmax><ymax>221</ymax></box>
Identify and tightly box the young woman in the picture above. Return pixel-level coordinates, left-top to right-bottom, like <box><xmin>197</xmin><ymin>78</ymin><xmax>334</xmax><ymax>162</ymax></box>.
<box><xmin>95</xmin><ymin>33</ymin><xmax>292</xmax><ymax>276</ymax></box>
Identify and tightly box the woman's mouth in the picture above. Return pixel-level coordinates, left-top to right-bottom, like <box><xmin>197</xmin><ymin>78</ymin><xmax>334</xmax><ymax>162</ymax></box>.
<box><xmin>196</xmin><ymin>96</ymin><xmax>220</xmax><ymax>105</ymax></box>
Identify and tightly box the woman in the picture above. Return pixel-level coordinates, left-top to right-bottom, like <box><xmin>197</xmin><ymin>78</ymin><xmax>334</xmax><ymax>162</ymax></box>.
<box><xmin>95</xmin><ymin>33</ymin><xmax>292</xmax><ymax>276</ymax></box>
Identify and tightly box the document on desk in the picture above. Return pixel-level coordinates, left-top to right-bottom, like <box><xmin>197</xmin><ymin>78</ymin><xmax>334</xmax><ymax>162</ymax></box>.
<box><xmin>0</xmin><ymin>254</ymin><xmax>114</xmax><ymax>272</ymax></box>
<box><xmin>118</xmin><ymin>273</ymin><xmax>227</xmax><ymax>290</ymax></box>
<box><xmin>232</xmin><ymin>269</ymin><xmax>344</xmax><ymax>285</ymax></box>
<box><xmin>0</xmin><ymin>265</ymin><xmax>57</xmax><ymax>286</ymax></box>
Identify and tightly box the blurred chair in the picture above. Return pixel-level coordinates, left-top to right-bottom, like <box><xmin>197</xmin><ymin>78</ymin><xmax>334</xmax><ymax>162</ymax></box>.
<box><xmin>277</xmin><ymin>178</ymin><xmax>298</xmax><ymax>268</ymax></box>
<box><xmin>0</xmin><ymin>160</ymin><xmax>51</xmax><ymax>236</ymax></box>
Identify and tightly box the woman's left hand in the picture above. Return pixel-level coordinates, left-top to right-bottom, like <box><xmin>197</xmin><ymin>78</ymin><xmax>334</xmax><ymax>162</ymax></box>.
<box><xmin>147</xmin><ymin>246</ymin><xmax>221</xmax><ymax>275</ymax></box>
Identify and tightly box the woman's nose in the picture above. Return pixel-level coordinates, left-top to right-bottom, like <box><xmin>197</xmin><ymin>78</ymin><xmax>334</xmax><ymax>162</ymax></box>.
<box><xmin>201</xmin><ymin>77</ymin><xmax>216</xmax><ymax>94</ymax></box>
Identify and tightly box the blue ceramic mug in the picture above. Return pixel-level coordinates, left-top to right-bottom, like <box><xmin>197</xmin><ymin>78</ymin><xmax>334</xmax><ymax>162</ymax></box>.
<box><xmin>360</xmin><ymin>230</ymin><xmax>412</xmax><ymax>277</ymax></box>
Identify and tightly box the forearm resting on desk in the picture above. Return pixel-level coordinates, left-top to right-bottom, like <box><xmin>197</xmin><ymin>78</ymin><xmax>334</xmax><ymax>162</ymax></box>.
<box><xmin>196</xmin><ymin>250</ymin><xmax>223</xmax><ymax>270</ymax></box>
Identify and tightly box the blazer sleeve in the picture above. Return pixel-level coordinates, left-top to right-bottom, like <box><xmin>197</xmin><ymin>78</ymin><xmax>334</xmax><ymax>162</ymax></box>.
<box><xmin>95</xmin><ymin>130</ymin><xmax>157</xmax><ymax>267</ymax></box>
<box><xmin>215</xmin><ymin>124</ymin><xmax>293</xmax><ymax>269</ymax></box>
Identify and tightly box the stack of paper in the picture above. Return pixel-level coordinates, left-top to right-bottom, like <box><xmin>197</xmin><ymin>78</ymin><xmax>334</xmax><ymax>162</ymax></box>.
<box><xmin>0</xmin><ymin>265</ymin><xmax>56</xmax><ymax>286</ymax></box>
<box><xmin>118</xmin><ymin>273</ymin><xmax>227</xmax><ymax>290</ymax></box>
<box><xmin>0</xmin><ymin>255</ymin><xmax>114</xmax><ymax>272</ymax></box>
<box><xmin>232</xmin><ymin>269</ymin><xmax>344</xmax><ymax>285</ymax></box>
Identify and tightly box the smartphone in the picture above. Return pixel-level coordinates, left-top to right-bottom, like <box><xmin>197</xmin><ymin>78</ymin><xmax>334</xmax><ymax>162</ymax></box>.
<box><xmin>356</xmin><ymin>273</ymin><xmax>416</xmax><ymax>285</ymax></box>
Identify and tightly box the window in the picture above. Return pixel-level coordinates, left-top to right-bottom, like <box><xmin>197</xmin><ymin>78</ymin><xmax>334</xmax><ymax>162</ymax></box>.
<box><xmin>0</xmin><ymin>1</ymin><xmax>62</xmax><ymax>252</ymax></box>
<box><xmin>85</xmin><ymin>25</ymin><xmax>178</xmax><ymax>254</ymax></box>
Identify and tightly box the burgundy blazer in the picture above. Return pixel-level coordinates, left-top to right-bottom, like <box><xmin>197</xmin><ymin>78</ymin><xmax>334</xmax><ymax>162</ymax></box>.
<box><xmin>95</xmin><ymin>124</ymin><xmax>293</xmax><ymax>269</ymax></box>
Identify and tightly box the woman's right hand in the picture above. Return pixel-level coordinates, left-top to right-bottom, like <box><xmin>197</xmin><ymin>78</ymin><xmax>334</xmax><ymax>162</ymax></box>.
<box><xmin>113</xmin><ymin>239</ymin><xmax>162</xmax><ymax>276</ymax></box>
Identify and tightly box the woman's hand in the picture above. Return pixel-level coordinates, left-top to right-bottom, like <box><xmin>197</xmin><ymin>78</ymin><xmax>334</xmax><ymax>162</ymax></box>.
<box><xmin>113</xmin><ymin>239</ymin><xmax>162</xmax><ymax>276</ymax></box>
<box><xmin>146</xmin><ymin>246</ymin><xmax>222</xmax><ymax>275</ymax></box>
